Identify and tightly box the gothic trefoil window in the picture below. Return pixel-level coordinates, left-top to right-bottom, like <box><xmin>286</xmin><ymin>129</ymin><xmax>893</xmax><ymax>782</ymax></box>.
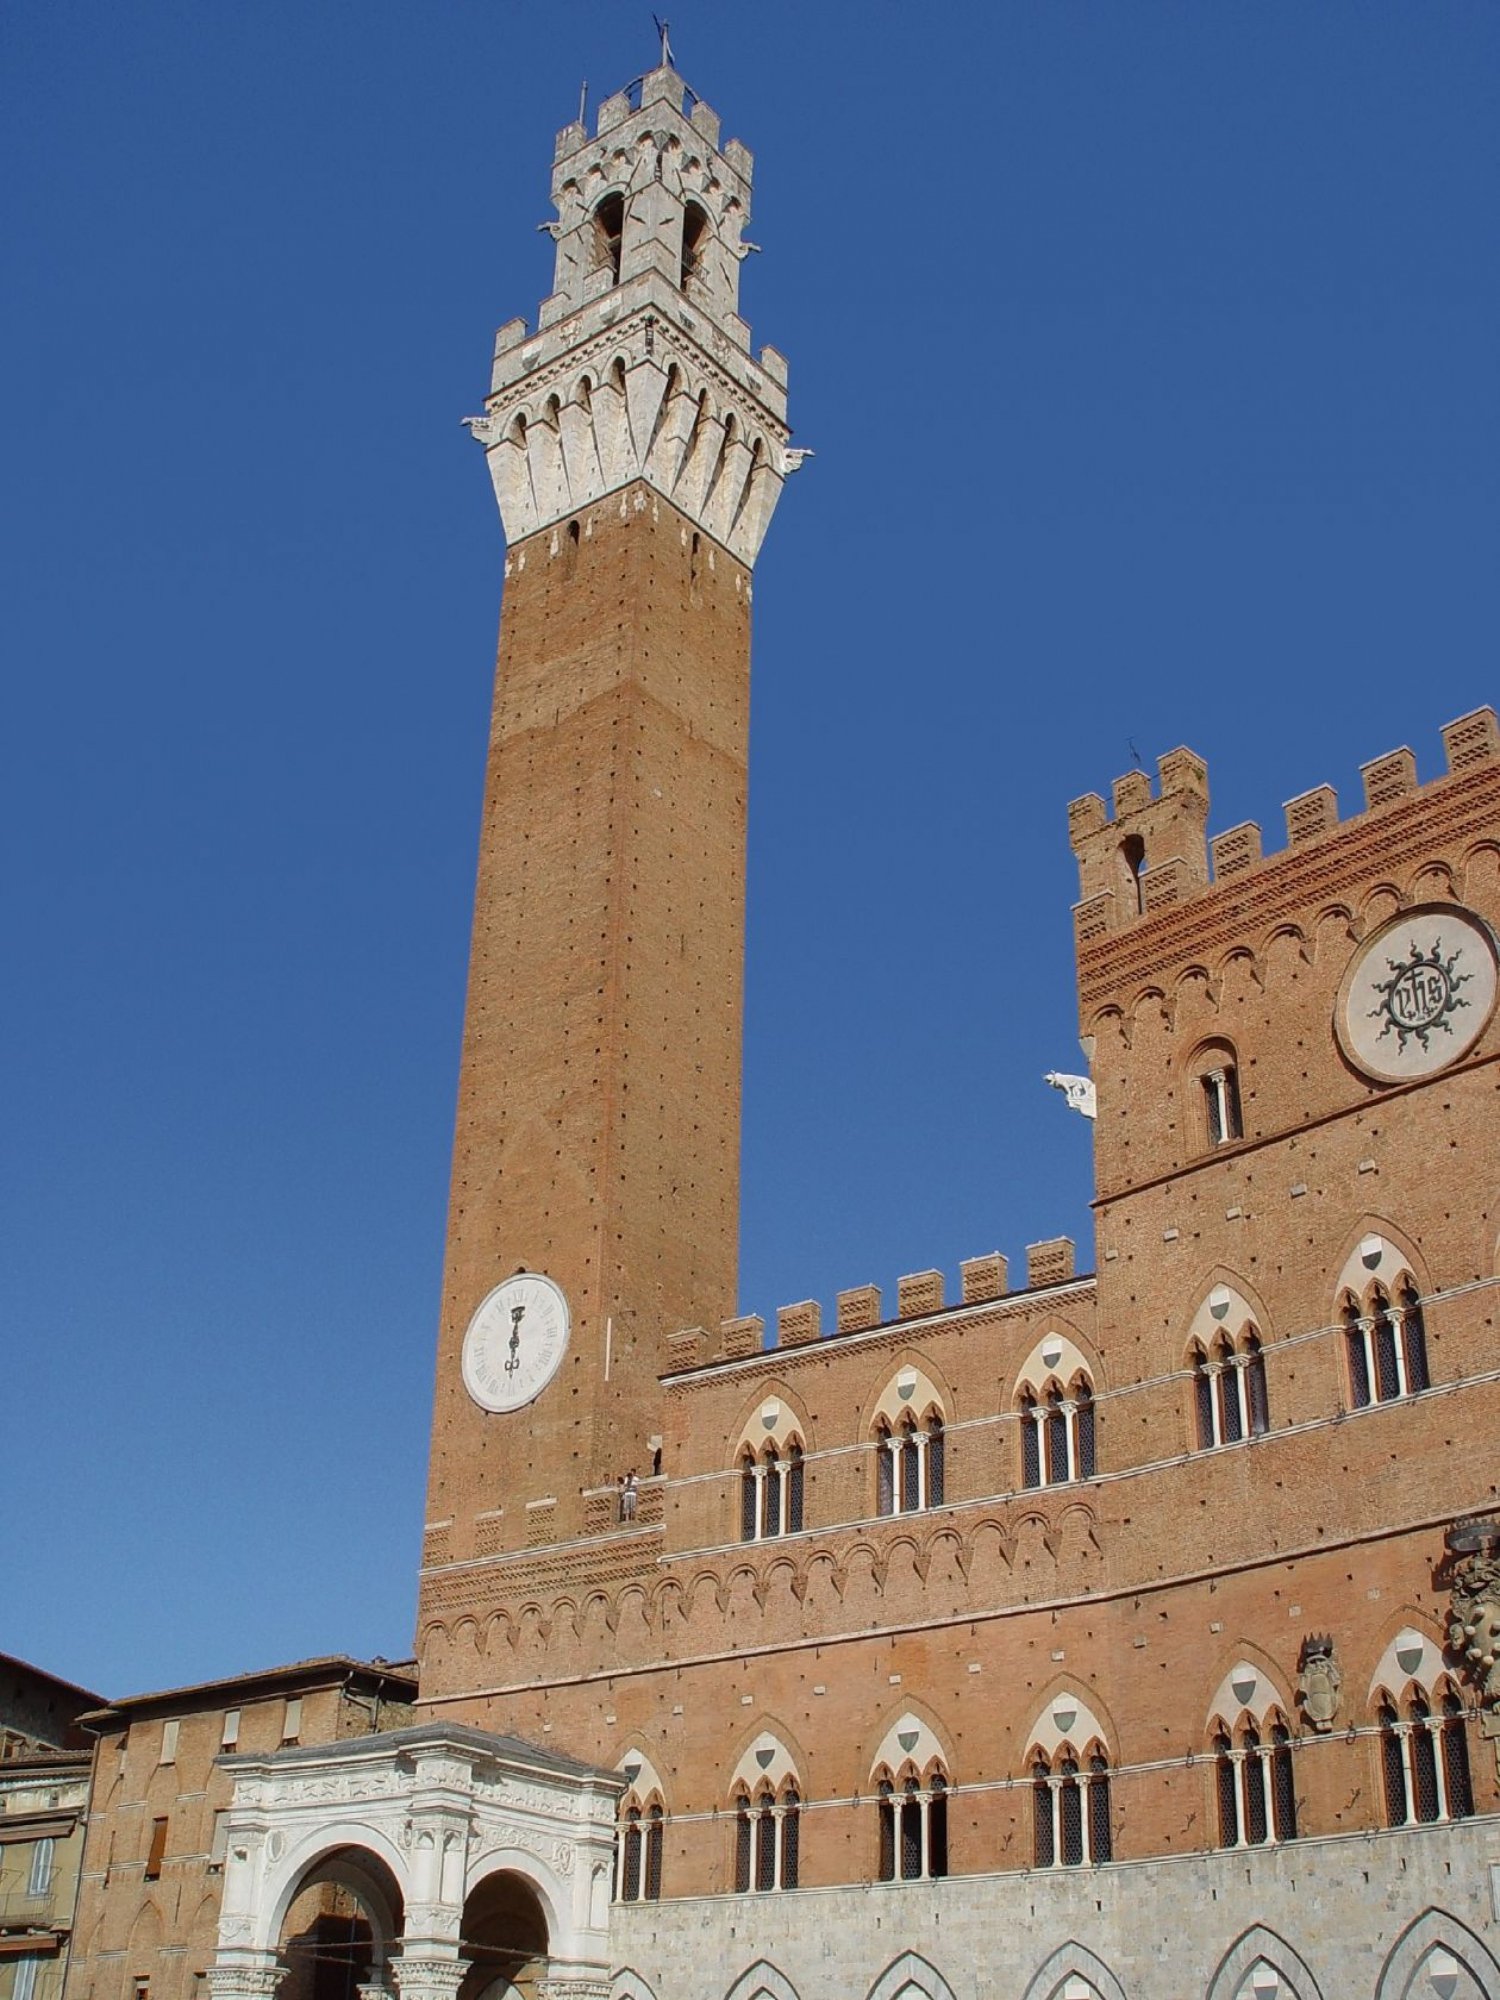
<box><xmin>732</xmin><ymin>1783</ymin><xmax>799</xmax><ymax>1892</ymax></box>
<box><xmin>1016</xmin><ymin>1335</ymin><xmax>1097</xmax><ymax>1490</ymax></box>
<box><xmin>615</xmin><ymin>1756</ymin><xmax>667</xmax><ymax>1903</ymax></box>
<box><xmin>1030</xmin><ymin>1746</ymin><xmax>1112</xmax><ymax>1867</ymax></box>
<box><xmin>1207</xmin><ymin>1663</ymin><xmax>1298</xmax><ymax>1850</ymax></box>
<box><xmin>737</xmin><ymin>1407</ymin><xmax>807</xmax><ymax>1541</ymax></box>
<box><xmin>871</xmin><ymin>1370</ymin><xmax>946</xmax><ymax>1517</ymax></box>
<box><xmin>1186</xmin><ymin>1287</ymin><xmax>1271</xmax><ymax>1448</ymax></box>
<box><xmin>1377</xmin><ymin>1684</ymin><xmax>1472</xmax><ymax>1828</ymax></box>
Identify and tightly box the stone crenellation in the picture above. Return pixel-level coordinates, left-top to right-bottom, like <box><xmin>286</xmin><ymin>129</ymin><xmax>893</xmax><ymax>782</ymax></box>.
<box><xmin>1069</xmin><ymin>704</ymin><xmax>1498</xmax><ymax>945</ymax></box>
<box><xmin>663</xmin><ymin>1242</ymin><xmax>1085</xmax><ymax>1374</ymax></box>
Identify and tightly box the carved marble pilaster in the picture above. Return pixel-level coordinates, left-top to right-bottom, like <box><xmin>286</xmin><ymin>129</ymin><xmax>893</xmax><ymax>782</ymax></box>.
<box><xmin>390</xmin><ymin>1953</ymin><xmax>466</xmax><ymax>2000</ymax></box>
<box><xmin>207</xmin><ymin>1956</ymin><xmax>283</xmax><ymax>2000</ymax></box>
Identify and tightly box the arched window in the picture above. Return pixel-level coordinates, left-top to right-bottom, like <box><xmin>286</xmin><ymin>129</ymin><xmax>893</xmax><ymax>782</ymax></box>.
<box><xmin>874</xmin><ymin>1760</ymin><xmax>949</xmax><ymax>1883</ymax></box>
<box><xmin>593</xmin><ymin>192</ymin><xmax>624</xmax><ymax>284</ymax></box>
<box><xmin>1208</xmin><ymin>1674</ymin><xmax>1298</xmax><ymax>1850</ymax></box>
<box><xmin>1188</xmin><ymin>1040</ymin><xmax>1243</xmax><ymax>1148</ymax></box>
<box><xmin>619</xmin><ymin>1804</ymin><xmax>642</xmax><ymax>1901</ymax></box>
<box><xmin>739</xmin><ymin>1434</ymin><xmax>806</xmax><ymax>1541</ymax></box>
<box><xmin>680</xmin><ymin>201</ymin><xmax>710</xmax><ymax>292</ymax></box>
<box><xmin>1188</xmin><ymin>1292</ymin><xmax>1271</xmax><ymax>1449</ymax></box>
<box><xmin>1018</xmin><ymin>1369</ymin><xmax>1096</xmax><ymax>1487</ymax></box>
<box><xmin>729</xmin><ymin>1738</ymin><xmax>801</xmax><ymax>1894</ymax></box>
<box><xmin>874</xmin><ymin>1407</ymin><xmax>945</xmax><ymax>1516</ymax></box>
<box><xmin>787</xmin><ymin>1442</ymin><xmax>805</xmax><ymax>1533</ymax></box>
<box><xmin>762</xmin><ymin>1446</ymin><xmax>782</xmax><ymax>1538</ymax></box>
<box><xmin>1031</xmin><ymin>1746</ymin><xmax>1111</xmax><ymax>1868</ymax></box>
<box><xmin>616</xmin><ymin>1769</ymin><xmax>667</xmax><ymax>1902</ymax></box>
<box><xmin>1345</xmin><ymin>1273</ymin><xmax>1431</xmax><ymax>1409</ymax></box>
<box><xmin>1377</xmin><ymin>1684</ymin><xmax>1472</xmax><ymax>1828</ymax></box>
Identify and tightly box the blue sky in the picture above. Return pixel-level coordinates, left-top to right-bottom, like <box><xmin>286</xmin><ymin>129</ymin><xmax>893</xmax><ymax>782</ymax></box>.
<box><xmin>5</xmin><ymin>2</ymin><xmax>1497</xmax><ymax>1698</ymax></box>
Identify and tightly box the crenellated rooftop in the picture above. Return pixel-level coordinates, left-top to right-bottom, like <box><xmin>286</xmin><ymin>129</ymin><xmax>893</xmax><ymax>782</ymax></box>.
<box><xmin>662</xmin><ymin>1237</ymin><xmax>1086</xmax><ymax>1377</ymax></box>
<box><xmin>1068</xmin><ymin>705</ymin><xmax>1499</xmax><ymax>949</ymax></box>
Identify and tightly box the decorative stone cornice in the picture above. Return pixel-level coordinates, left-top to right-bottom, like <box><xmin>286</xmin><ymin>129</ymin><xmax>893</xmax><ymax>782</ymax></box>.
<box><xmin>466</xmin><ymin>286</ymin><xmax>793</xmax><ymax>563</ymax></box>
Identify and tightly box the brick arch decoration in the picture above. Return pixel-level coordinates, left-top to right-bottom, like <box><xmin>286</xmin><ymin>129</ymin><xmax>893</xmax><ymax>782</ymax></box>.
<box><xmin>722</xmin><ymin>1960</ymin><xmax>802</xmax><ymax>2000</ymax></box>
<box><xmin>1017</xmin><ymin>1941</ymin><xmax>1130</xmax><ymax>2000</ymax></box>
<box><xmin>863</xmin><ymin>1951</ymin><xmax>959</xmax><ymax>2000</ymax></box>
<box><xmin>1374</xmin><ymin>1909</ymin><xmax>1500</xmax><ymax>2000</ymax></box>
<box><xmin>1204</xmin><ymin>1925</ymin><xmax>1325</xmax><ymax>2000</ymax></box>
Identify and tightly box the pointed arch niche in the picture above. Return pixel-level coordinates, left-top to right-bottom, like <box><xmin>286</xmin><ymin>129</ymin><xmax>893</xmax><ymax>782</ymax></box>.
<box><xmin>869</xmin><ymin>1365</ymin><xmax>946</xmax><ymax>1519</ymax></box>
<box><xmin>1022</xmin><ymin>1693</ymin><xmax>1113</xmax><ymax>1870</ymax></box>
<box><xmin>1336</xmin><ymin>1232</ymin><xmax>1431</xmax><ymax>1409</ymax></box>
<box><xmin>734</xmin><ymin>1395</ymin><xmax>807</xmax><ymax>1543</ymax></box>
<box><xmin>1206</xmin><ymin>1660</ymin><xmax>1297</xmax><ymax>1850</ymax></box>
<box><xmin>1368</xmin><ymin>1628</ymin><xmax>1473</xmax><ymax>1830</ymax></box>
<box><xmin>728</xmin><ymin>1734</ymin><xmax>801</xmax><ymax>1895</ymax></box>
<box><xmin>1014</xmin><ymin>1333</ymin><xmax>1096</xmax><ymax>1490</ymax></box>
<box><xmin>869</xmin><ymin>1713</ymin><xmax>950</xmax><ymax>1884</ymax></box>
<box><xmin>1185</xmin><ymin>1284</ymin><xmax>1269</xmax><ymax>1448</ymax></box>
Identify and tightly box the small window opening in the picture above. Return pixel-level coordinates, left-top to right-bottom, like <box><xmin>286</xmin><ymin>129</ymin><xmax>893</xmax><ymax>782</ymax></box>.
<box><xmin>594</xmin><ymin>194</ymin><xmax>625</xmax><ymax>285</ymax></box>
<box><xmin>1203</xmin><ymin>1065</ymin><xmax>1242</xmax><ymax>1145</ymax></box>
<box><xmin>681</xmin><ymin>202</ymin><xmax>710</xmax><ymax>291</ymax></box>
<box><xmin>1119</xmin><ymin>833</ymin><xmax>1146</xmax><ymax>914</ymax></box>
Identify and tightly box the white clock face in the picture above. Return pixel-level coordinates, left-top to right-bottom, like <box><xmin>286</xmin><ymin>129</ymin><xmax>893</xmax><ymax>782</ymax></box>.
<box><xmin>1336</xmin><ymin>904</ymin><xmax>1498</xmax><ymax>1084</ymax></box>
<box><xmin>461</xmin><ymin>1273</ymin><xmax>571</xmax><ymax>1413</ymax></box>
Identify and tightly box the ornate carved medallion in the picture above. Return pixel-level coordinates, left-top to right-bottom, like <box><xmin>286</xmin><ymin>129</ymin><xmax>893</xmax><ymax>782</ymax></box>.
<box><xmin>1335</xmin><ymin>905</ymin><xmax>1498</xmax><ymax>1083</ymax></box>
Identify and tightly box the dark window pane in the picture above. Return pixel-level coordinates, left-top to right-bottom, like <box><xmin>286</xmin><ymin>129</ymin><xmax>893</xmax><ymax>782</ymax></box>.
<box><xmin>1247</xmin><ymin>1342</ymin><xmax>1270</xmax><ymax>1437</ymax></box>
<box><xmin>740</xmin><ymin>1461</ymin><xmax>757</xmax><ymax>1542</ymax></box>
<box><xmin>1194</xmin><ymin>1354</ymin><xmax>1215</xmax><ymax>1449</ymax></box>
<box><xmin>876</xmin><ymin>1434</ymin><xmax>894</xmax><ymax>1516</ymax></box>
<box><xmin>1046</xmin><ymin>1399</ymin><xmax>1069</xmax><ymax>1485</ymax></box>
<box><xmin>735</xmin><ymin>1802</ymin><xmax>752</xmax><ymax>1892</ymax></box>
<box><xmin>1021</xmin><ymin>1405</ymin><xmax>1041</xmax><ymax>1490</ymax></box>
<box><xmin>1203</xmin><ymin>1072</ymin><xmax>1224</xmax><ymax>1146</ymax></box>
<box><xmin>622</xmin><ymin>1812</ymin><xmax>642</xmax><ymax>1901</ymax></box>
<box><xmin>1271</xmin><ymin>1730</ymin><xmax>1297</xmax><ymax>1842</ymax></box>
<box><xmin>1243</xmin><ymin>1736</ymin><xmax>1268</xmax><ymax>1845</ymax></box>
<box><xmin>645</xmin><ymin>1808</ymin><xmax>663</xmax><ymax>1900</ymax></box>
<box><xmin>1220</xmin><ymin>1355</ymin><xmax>1244</xmax><ymax>1444</ymax></box>
<box><xmin>1032</xmin><ymin>1769</ymin><xmax>1054</xmax><ymax>1869</ymax></box>
<box><xmin>788</xmin><ymin>1448</ymin><xmax>804</xmax><ymax>1533</ymax></box>
<box><xmin>1059</xmin><ymin>1773</ymin><xmax>1083</xmax><ymax>1867</ymax></box>
<box><xmin>927</xmin><ymin>1422</ymin><xmax>945</xmax><ymax>1507</ymax></box>
<box><xmin>1374</xmin><ymin>1293</ymin><xmax>1401</xmax><ymax>1401</ymax></box>
<box><xmin>754</xmin><ymin>1803</ymin><xmax>775</xmax><ymax>1891</ymax></box>
<box><xmin>1441</xmin><ymin>1701</ymin><xmax>1472</xmax><ymax>1820</ymax></box>
<box><xmin>1215</xmin><ymin>1739</ymin><xmax>1238</xmax><ymax>1848</ymax></box>
<box><xmin>1380</xmin><ymin>1713</ymin><xmax>1408</xmax><ymax>1827</ymax></box>
<box><xmin>1346</xmin><ymin>1302</ymin><xmax>1371</xmax><ymax>1410</ymax></box>
<box><xmin>1401</xmin><ymin>1284</ymin><xmax>1430</xmax><ymax>1393</ymax></box>
<box><xmin>878</xmin><ymin>1786</ymin><xmax>895</xmax><ymax>1882</ymax></box>
<box><xmin>1224</xmin><ymin>1065</ymin><xmax>1243</xmax><ymax>1139</ymax></box>
<box><xmin>901</xmin><ymin>1432</ymin><xmax>920</xmax><ymax>1512</ymax></box>
<box><xmin>781</xmin><ymin>1795</ymin><xmax>799</xmax><ymax>1890</ymax></box>
<box><xmin>929</xmin><ymin>1776</ymin><xmax>948</xmax><ymax>1879</ymax></box>
<box><xmin>1076</xmin><ymin>1389</ymin><xmax>1096</xmax><ymax>1479</ymax></box>
<box><xmin>763</xmin><ymin>1454</ymin><xmax>781</xmax><ymax>1537</ymax></box>
<box><xmin>1088</xmin><ymin>1758</ymin><xmax>1111</xmax><ymax>1863</ymax></box>
<box><xmin>899</xmin><ymin>1796</ymin><xmax>922</xmax><ymax>1880</ymax></box>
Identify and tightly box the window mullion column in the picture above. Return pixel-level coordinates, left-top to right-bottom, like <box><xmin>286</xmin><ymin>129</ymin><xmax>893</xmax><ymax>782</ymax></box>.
<box><xmin>914</xmin><ymin>1430</ymin><xmax>928</xmax><ymax>1510</ymax></box>
<box><xmin>1361</xmin><ymin>1319</ymin><xmax>1377</xmax><ymax>1402</ymax></box>
<box><xmin>752</xmin><ymin>1464</ymin><xmax>766</xmax><ymax>1541</ymax></box>
<box><xmin>1231</xmin><ymin>1749</ymin><xmax>1249</xmax><ymax>1849</ymax></box>
<box><xmin>1048</xmin><ymin>1777</ymin><xmax>1061</xmax><ymax>1868</ymax></box>
<box><xmin>1429</xmin><ymin>1714</ymin><xmax>1449</xmax><ymax>1821</ymax></box>
<box><xmin>1398</xmin><ymin>1721</ymin><xmax>1417</xmax><ymax>1822</ymax></box>
<box><xmin>887</xmin><ymin>1436</ymin><xmax>903</xmax><ymax>1514</ymax></box>
<box><xmin>771</xmin><ymin>1805</ymin><xmax>785</xmax><ymax>1891</ymax></box>
<box><xmin>916</xmin><ymin>1790</ymin><xmax>931</xmax><ymax>1881</ymax></box>
<box><xmin>776</xmin><ymin>1458</ymin><xmax>790</xmax><ymax>1534</ymax></box>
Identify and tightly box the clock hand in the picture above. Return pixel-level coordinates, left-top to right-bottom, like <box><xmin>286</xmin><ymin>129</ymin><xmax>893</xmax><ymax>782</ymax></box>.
<box><xmin>504</xmin><ymin>1301</ymin><xmax>526</xmax><ymax>1375</ymax></box>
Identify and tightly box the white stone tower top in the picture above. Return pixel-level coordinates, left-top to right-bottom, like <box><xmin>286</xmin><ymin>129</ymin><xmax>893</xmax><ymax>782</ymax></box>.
<box><xmin>465</xmin><ymin>62</ymin><xmax>797</xmax><ymax>565</ymax></box>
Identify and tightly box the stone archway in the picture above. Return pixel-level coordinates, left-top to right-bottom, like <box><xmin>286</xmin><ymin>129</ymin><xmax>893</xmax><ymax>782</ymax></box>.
<box><xmin>458</xmin><ymin>1873</ymin><xmax>549</xmax><ymax>2000</ymax></box>
<box><xmin>274</xmin><ymin>1846</ymin><xmax>404</xmax><ymax>2000</ymax></box>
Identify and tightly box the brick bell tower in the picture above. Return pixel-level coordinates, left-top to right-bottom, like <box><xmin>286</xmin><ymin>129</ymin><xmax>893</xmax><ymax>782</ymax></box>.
<box><xmin>418</xmin><ymin>60</ymin><xmax>794</xmax><ymax>1644</ymax></box>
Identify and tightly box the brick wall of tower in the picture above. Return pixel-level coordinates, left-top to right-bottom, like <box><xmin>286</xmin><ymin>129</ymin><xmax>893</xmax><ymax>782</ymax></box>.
<box><xmin>421</xmin><ymin>483</ymin><xmax>752</xmax><ymax>1584</ymax></box>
